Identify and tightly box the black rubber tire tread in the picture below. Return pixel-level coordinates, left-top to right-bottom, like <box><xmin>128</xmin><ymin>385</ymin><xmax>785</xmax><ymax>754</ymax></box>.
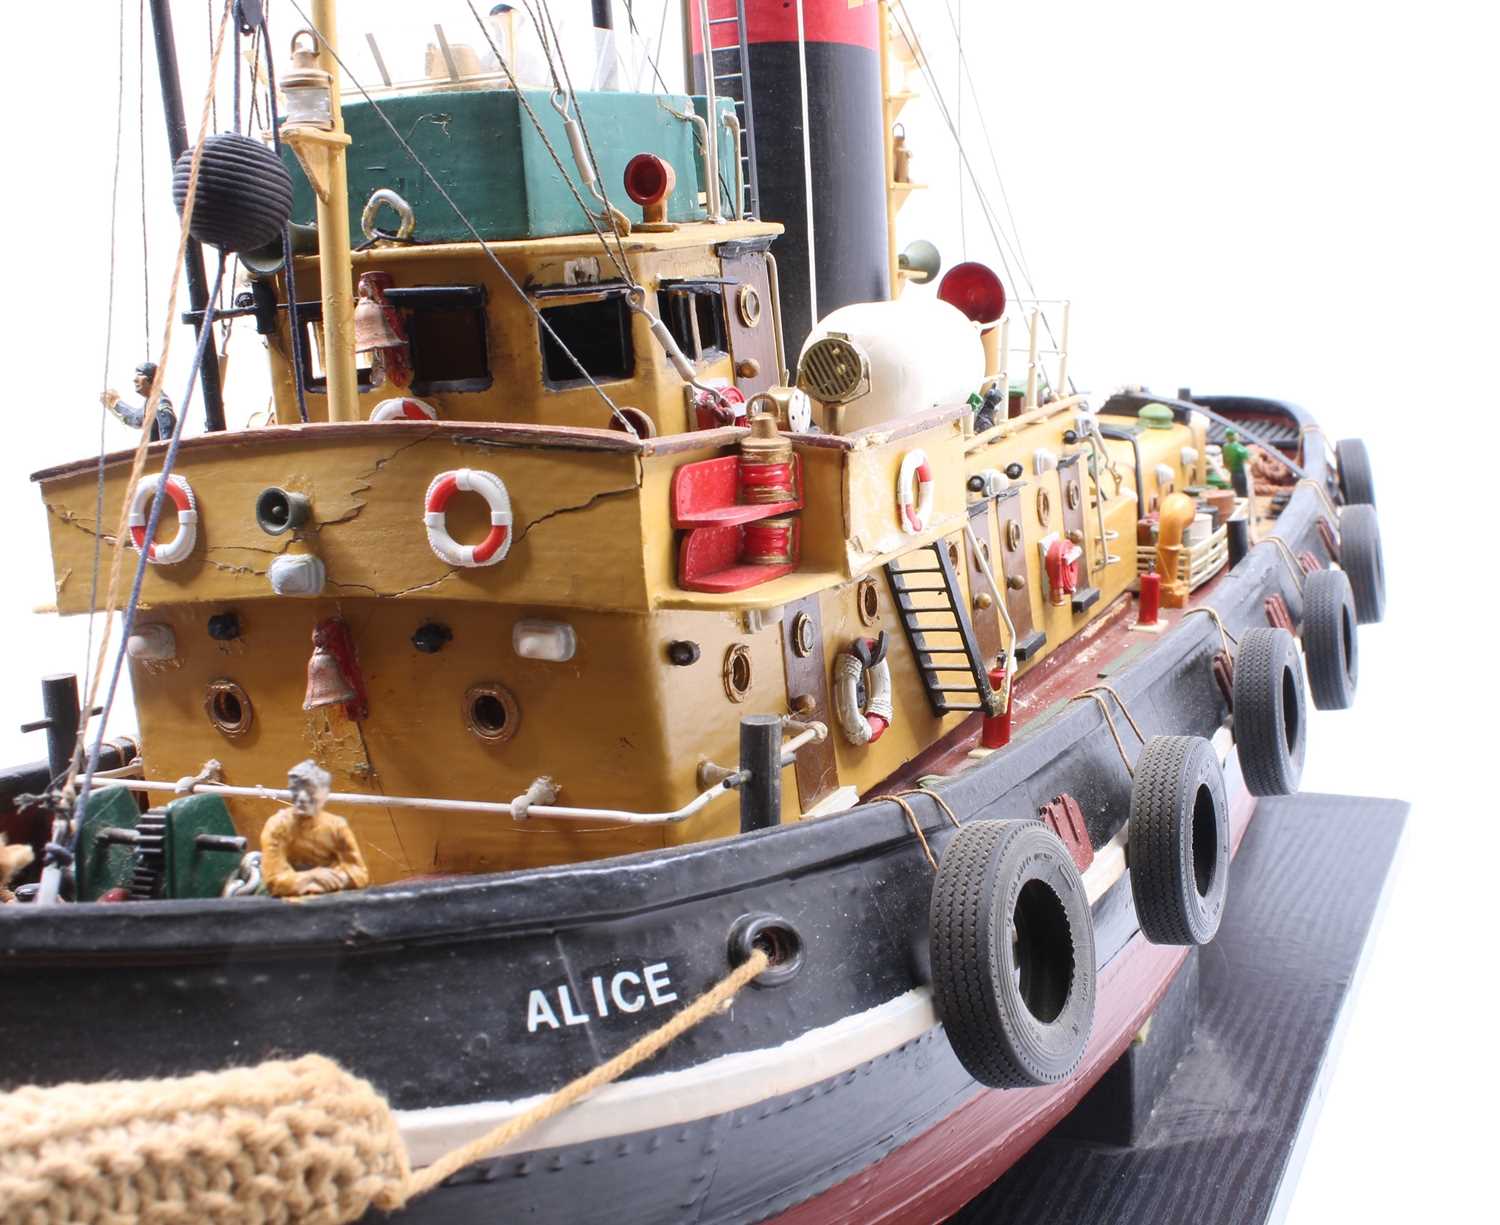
<box><xmin>1302</xmin><ymin>568</ymin><xmax>1359</xmax><ymax>710</ymax></box>
<box><xmin>1336</xmin><ymin>437</ymin><xmax>1377</xmax><ymax>507</ymax></box>
<box><xmin>1338</xmin><ymin>504</ymin><xmax>1386</xmax><ymax>624</ymax></box>
<box><xmin>929</xmin><ymin>819</ymin><xmax>1096</xmax><ymax>1089</ymax></box>
<box><xmin>1233</xmin><ymin>627</ymin><xmax>1308</xmax><ymax>797</ymax></box>
<box><xmin>1128</xmin><ymin>736</ymin><xmax>1230</xmax><ymax>947</ymax></box>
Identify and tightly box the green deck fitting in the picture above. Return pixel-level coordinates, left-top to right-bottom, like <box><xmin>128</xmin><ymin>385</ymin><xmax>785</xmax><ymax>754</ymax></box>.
<box><xmin>1139</xmin><ymin>403</ymin><xmax>1175</xmax><ymax>430</ymax></box>
<box><xmin>165</xmin><ymin>794</ymin><xmax>243</xmax><ymax>900</ymax></box>
<box><xmin>75</xmin><ymin>787</ymin><xmax>143</xmax><ymax>902</ymax></box>
<box><xmin>285</xmin><ymin>90</ymin><xmax>738</xmax><ymax>246</ymax></box>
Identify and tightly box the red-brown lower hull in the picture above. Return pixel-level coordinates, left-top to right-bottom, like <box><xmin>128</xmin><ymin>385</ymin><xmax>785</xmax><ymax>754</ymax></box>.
<box><xmin>776</xmin><ymin>774</ymin><xmax>1256</xmax><ymax>1225</ymax></box>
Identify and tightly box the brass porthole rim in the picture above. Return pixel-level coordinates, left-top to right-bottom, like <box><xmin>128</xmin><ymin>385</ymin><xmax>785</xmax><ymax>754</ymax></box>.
<box><xmin>205</xmin><ymin>678</ymin><xmax>253</xmax><ymax>738</ymax></box>
<box><xmin>737</xmin><ymin>283</ymin><xmax>762</xmax><ymax>327</ymax></box>
<box><xmin>464</xmin><ymin>682</ymin><xmax>521</xmax><ymax>743</ymax></box>
<box><xmin>723</xmin><ymin>643</ymin><xmax>753</xmax><ymax>703</ymax></box>
<box><xmin>857</xmin><ymin>577</ymin><xmax>880</xmax><ymax>627</ymax></box>
<box><xmin>1037</xmin><ymin>487</ymin><xmax>1052</xmax><ymax>527</ymax></box>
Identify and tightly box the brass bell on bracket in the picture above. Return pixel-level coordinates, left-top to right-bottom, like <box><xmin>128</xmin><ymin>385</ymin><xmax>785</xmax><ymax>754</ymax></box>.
<box><xmin>353</xmin><ymin>273</ymin><xmax>406</xmax><ymax>351</ymax></box>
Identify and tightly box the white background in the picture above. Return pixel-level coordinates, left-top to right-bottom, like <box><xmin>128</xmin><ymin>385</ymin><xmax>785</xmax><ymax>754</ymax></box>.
<box><xmin>2</xmin><ymin>2</ymin><xmax>1495</xmax><ymax>1220</ymax></box>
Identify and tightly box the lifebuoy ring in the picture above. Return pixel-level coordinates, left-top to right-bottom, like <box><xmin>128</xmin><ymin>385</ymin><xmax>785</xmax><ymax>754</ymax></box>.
<box><xmin>371</xmin><ymin>396</ymin><xmax>438</xmax><ymax>423</ymax></box>
<box><xmin>424</xmin><ymin>469</ymin><xmax>513</xmax><ymax>567</ymax></box>
<box><xmin>897</xmin><ymin>448</ymin><xmax>935</xmax><ymax>533</ymax></box>
<box><xmin>833</xmin><ymin>636</ymin><xmax>894</xmax><ymax>745</ymax></box>
<box><xmin>128</xmin><ymin>473</ymin><xmax>198</xmax><ymax>565</ymax></box>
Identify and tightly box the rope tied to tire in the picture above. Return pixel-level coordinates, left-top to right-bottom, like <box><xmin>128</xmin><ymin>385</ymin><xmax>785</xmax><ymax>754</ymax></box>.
<box><xmin>0</xmin><ymin>949</ymin><xmax>769</xmax><ymax>1223</ymax></box>
<box><xmin>884</xmin><ymin>788</ymin><xmax>961</xmax><ymax>870</ymax></box>
<box><xmin>1070</xmin><ymin>684</ymin><xmax>1147</xmax><ymax>776</ymax></box>
<box><xmin>1178</xmin><ymin>605</ymin><xmax>1239</xmax><ymax>657</ymax></box>
<box><xmin>1263</xmin><ymin>534</ymin><xmax>1307</xmax><ymax>592</ymax></box>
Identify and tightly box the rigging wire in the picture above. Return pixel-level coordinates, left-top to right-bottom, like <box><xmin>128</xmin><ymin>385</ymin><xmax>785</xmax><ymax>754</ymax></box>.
<box><xmin>139</xmin><ymin>0</ymin><xmax>151</xmax><ymax>354</ymax></box>
<box><xmin>621</xmin><ymin>0</ymin><xmax>670</xmax><ymax>93</ymax></box>
<box><xmin>40</xmin><ymin>0</ymin><xmax>237</xmax><ymax>906</ymax></box>
<box><xmin>86</xmin><ymin>0</ymin><xmax>133</xmax><ymax>688</ymax></box>
<box><xmin>956</xmin><ymin>0</ymin><xmax>964</xmax><ymax>259</ymax></box>
<box><xmin>286</xmin><ymin>0</ymin><xmax>638</xmax><ymax>433</ymax></box>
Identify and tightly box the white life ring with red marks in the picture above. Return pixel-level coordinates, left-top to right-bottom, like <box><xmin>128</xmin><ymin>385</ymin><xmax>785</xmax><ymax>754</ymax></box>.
<box><xmin>127</xmin><ymin>473</ymin><xmax>198</xmax><ymax>565</ymax></box>
<box><xmin>424</xmin><ymin>469</ymin><xmax>513</xmax><ymax>567</ymax></box>
<box><xmin>833</xmin><ymin>639</ymin><xmax>894</xmax><ymax>746</ymax></box>
<box><xmin>897</xmin><ymin>448</ymin><xmax>935</xmax><ymax>534</ymax></box>
<box><xmin>371</xmin><ymin>396</ymin><xmax>438</xmax><ymax>423</ymax></box>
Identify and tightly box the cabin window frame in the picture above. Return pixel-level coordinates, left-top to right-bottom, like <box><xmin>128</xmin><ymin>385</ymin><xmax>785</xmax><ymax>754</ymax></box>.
<box><xmin>657</xmin><ymin>278</ymin><xmax>732</xmax><ymax>366</ymax></box>
<box><xmin>533</xmin><ymin>285</ymin><xmax>637</xmax><ymax>390</ymax></box>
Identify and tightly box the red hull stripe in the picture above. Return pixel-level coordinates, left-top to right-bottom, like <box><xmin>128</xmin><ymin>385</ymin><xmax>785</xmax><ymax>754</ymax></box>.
<box><xmin>691</xmin><ymin>0</ymin><xmax>879</xmax><ymax>55</ymax></box>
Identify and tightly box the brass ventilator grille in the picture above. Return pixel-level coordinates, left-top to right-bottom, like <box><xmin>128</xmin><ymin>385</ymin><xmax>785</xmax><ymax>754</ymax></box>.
<box><xmin>797</xmin><ymin>334</ymin><xmax>869</xmax><ymax>404</ymax></box>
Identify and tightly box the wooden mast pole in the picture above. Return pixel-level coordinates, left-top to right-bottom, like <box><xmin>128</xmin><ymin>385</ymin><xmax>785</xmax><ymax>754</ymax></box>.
<box><xmin>310</xmin><ymin>0</ymin><xmax>358</xmax><ymax>422</ymax></box>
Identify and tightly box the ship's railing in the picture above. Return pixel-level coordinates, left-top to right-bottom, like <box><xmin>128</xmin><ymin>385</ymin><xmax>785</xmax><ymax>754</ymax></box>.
<box><xmin>91</xmin><ymin>719</ymin><xmax>826</xmax><ymax>830</ymax></box>
<box><xmin>983</xmin><ymin>299</ymin><xmax>1073</xmax><ymax>410</ymax></box>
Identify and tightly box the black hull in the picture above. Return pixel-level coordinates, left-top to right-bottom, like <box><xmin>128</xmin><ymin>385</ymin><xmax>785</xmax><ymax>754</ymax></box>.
<box><xmin>1</xmin><ymin>398</ymin><xmax>1333</xmax><ymax>1223</ymax></box>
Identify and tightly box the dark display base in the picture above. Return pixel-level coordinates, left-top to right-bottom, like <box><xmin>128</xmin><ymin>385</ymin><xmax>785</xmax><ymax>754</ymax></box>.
<box><xmin>951</xmin><ymin>792</ymin><xmax>1408</xmax><ymax>1225</ymax></box>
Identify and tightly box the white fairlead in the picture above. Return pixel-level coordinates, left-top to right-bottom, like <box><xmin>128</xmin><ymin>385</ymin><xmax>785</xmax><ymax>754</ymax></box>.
<box><xmin>897</xmin><ymin>448</ymin><xmax>935</xmax><ymax>534</ymax></box>
<box><xmin>424</xmin><ymin>468</ymin><xmax>514</xmax><ymax>567</ymax></box>
<box><xmin>370</xmin><ymin>396</ymin><xmax>438</xmax><ymax>422</ymax></box>
<box><xmin>127</xmin><ymin>473</ymin><xmax>198</xmax><ymax>565</ymax></box>
<box><xmin>833</xmin><ymin>642</ymin><xmax>894</xmax><ymax>746</ymax></box>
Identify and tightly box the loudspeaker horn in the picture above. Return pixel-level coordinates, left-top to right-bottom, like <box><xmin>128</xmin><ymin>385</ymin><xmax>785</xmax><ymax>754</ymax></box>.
<box><xmin>240</xmin><ymin>221</ymin><xmax>319</xmax><ymax>279</ymax></box>
<box><xmin>898</xmin><ymin>239</ymin><xmax>942</xmax><ymax>285</ymax></box>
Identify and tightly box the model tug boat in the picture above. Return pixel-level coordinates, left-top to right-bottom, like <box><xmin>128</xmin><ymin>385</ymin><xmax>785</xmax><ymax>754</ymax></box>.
<box><xmin>0</xmin><ymin>2</ymin><xmax>1387</xmax><ymax>1221</ymax></box>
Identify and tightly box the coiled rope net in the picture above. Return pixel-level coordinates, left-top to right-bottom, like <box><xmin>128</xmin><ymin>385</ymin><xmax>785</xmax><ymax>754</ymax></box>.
<box><xmin>0</xmin><ymin>949</ymin><xmax>768</xmax><ymax>1223</ymax></box>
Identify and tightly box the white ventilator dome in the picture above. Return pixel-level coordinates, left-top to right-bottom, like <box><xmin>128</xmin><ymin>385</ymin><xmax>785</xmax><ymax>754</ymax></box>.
<box><xmin>797</xmin><ymin>298</ymin><xmax>985</xmax><ymax>434</ymax></box>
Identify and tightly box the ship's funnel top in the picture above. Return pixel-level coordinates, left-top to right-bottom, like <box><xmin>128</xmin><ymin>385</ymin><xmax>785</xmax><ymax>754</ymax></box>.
<box><xmin>938</xmin><ymin>262</ymin><xmax>1006</xmax><ymax>324</ymax></box>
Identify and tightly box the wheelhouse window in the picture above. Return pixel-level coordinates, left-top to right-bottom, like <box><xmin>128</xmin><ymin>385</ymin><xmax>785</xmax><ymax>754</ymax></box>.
<box><xmin>658</xmin><ymin>279</ymin><xmax>728</xmax><ymax>364</ymax></box>
<box><xmin>296</xmin><ymin>284</ymin><xmax>491</xmax><ymax>394</ymax></box>
<box><xmin>537</xmin><ymin>292</ymin><xmax>635</xmax><ymax>387</ymax></box>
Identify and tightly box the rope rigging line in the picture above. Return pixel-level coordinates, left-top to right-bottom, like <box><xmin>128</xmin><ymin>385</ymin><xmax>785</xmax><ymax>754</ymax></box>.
<box><xmin>287</xmin><ymin>0</ymin><xmax>639</xmax><ymax>435</ymax></box>
<box><xmin>39</xmin><ymin>0</ymin><xmax>236</xmax><ymax>906</ymax></box>
<box><xmin>138</xmin><ymin>0</ymin><xmax>151</xmax><ymax>356</ymax></box>
<box><xmin>622</xmin><ymin>0</ymin><xmax>671</xmax><ymax>93</ymax></box>
<box><xmin>934</xmin><ymin>0</ymin><xmax>1040</xmax><ymax>293</ymax></box>
<box><xmin>85</xmin><ymin>0</ymin><xmax>132</xmax><ymax>693</ymax></box>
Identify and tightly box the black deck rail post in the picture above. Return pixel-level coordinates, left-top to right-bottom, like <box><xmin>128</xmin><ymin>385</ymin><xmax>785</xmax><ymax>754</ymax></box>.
<box><xmin>147</xmin><ymin>0</ymin><xmax>227</xmax><ymax>432</ymax></box>
<box><xmin>1227</xmin><ymin>518</ymin><xmax>1250</xmax><ymax>569</ymax></box>
<box><xmin>18</xmin><ymin>674</ymin><xmax>82</xmax><ymax>782</ymax></box>
<box><xmin>738</xmin><ymin>715</ymin><xmax>782</xmax><ymax>833</ymax></box>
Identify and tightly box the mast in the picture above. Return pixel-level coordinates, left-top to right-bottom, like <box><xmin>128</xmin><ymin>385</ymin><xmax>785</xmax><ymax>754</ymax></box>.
<box><xmin>308</xmin><ymin>0</ymin><xmax>359</xmax><ymax>422</ymax></box>
<box><xmin>146</xmin><ymin>0</ymin><xmax>227</xmax><ymax>432</ymax></box>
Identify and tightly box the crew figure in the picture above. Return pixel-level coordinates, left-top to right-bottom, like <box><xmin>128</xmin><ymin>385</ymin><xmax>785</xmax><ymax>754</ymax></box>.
<box><xmin>259</xmin><ymin>760</ymin><xmax>370</xmax><ymax>899</ymax></box>
<box><xmin>1221</xmin><ymin>428</ymin><xmax>1251</xmax><ymax>497</ymax></box>
<box><xmin>101</xmin><ymin>362</ymin><xmax>177</xmax><ymax>442</ymax></box>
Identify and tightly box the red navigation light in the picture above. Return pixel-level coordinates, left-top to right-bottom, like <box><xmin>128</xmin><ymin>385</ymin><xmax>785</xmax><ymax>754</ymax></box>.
<box><xmin>623</xmin><ymin>153</ymin><xmax>675</xmax><ymax>207</ymax></box>
<box><xmin>938</xmin><ymin>261</ymin><xmax>1007</xmax><ymax>324</ymax></box>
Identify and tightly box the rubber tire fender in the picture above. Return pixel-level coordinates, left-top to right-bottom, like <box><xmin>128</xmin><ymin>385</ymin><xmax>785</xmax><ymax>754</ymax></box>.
<box><xmin>1338</xmin><ymin>503</ymin><xmax>1386</xmax><ymax>624</ymax></box>
<box><xmin>929</xmin><ymin>819</ymin><xmax>1096</xmax><ymax>1089</ymax></box>
<box><xmin>1302</xmin><ymin>568</ymin><xmax>1359</xmax><ymax>710</ymax></box>
<box><xmin>1128</xmin><ymin>736</ymin><xmax>1230</xmax><ymax>947</ymax></box>
<box><xmin>1233</xmin><ymin>627</ymin><xmax>1308</xmax><ymax>797</ymax></box>
<box><xmin>1336</xmin><ymin>437</ymin><xmax>1377</xmax><ymax>507</ymax></box>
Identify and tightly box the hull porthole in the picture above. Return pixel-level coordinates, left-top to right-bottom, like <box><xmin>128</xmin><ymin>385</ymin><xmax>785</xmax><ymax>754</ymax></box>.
<box><xmin>1232</xmin><ymin>627</ymin><xmax>1308</xmax><ymax>796</ymax></box>
<box><xmin>929</xmin><ymin>819</ymin><xmax>1096</xmax><ymax>1088</ymax></box>
<box><xmin>1128</xmin><ymin>735</ymin><xmax>1230</xmax><ymax>946</ymax></box>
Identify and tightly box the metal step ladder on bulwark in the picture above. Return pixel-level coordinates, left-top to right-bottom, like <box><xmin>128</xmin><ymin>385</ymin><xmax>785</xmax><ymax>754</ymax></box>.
<box><xmin>703</xmin><ymin>1</ymin><xmax>760</xmax><ymax>217</ymax></box>
<box><xmin>885</xmin><ymin>540</ymin><xmax>1004</xmax><ymax>718</ymax></box>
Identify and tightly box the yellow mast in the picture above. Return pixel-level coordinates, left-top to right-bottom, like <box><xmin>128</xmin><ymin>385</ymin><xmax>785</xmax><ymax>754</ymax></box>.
<box><xmin>283</xmin><ymin>0</ymin><xmax>358</xmax><ymax>422</ymax></box>
<box><xmin>310</xmin><ymin>0</ymin><xmax>358</xmax><ymax>422</ymax></box>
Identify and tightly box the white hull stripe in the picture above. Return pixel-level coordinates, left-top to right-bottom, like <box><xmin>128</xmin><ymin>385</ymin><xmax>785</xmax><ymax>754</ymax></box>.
<box><xmin>396</xmin><ymin>818</ymin><xmax>1136</xmax><ymax>1167</ymax></box>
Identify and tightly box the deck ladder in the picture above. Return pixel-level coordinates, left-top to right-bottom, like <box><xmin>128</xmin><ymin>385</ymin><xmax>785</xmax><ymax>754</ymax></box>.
<box><xmin>704</xmin><ymin>1</ymin><xmax>761</xmax><ymax>217</ymax></box>
<box><xmin>885</xmin><ymin>540</ymin><xmax>1003</xmax><ymax>718</ymax></box>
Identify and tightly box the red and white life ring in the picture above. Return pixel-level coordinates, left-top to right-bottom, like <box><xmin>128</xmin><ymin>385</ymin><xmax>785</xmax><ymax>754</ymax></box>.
<box><xmin>371</xmin><ymin>396</ymin><xmax>438</xmax><ymax>422</ymax></box>
<box><xmin>897</xmin><ymin>448</ymin><xmax>935</xmax><ymax>534</ymax></box>
<box><xmin>424</xmin><ymin>469</ymin><xmax>513</xmax><ymax>567</ymax></box>
<box><xmin>833</xmin><ymin>639</ymin><xmax>894</xmax><ymax>746</ymax></box>
<box><xmin>127</xmin><ymin>473</ymin><xmax>198</xmax><ymax>565</ymax></box>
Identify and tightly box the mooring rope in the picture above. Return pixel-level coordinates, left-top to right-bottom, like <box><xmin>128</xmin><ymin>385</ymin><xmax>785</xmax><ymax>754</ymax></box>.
<box><xmin>0</xmin><ymin>948</ymin><xmax>770</xmax><ymax>1222</ymax></box>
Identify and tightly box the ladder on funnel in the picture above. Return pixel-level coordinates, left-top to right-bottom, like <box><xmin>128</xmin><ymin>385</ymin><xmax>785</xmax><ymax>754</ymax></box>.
<box><xmin>885</xmin><ymin>540</ymin><xmax>1003</xmax><ymax>718</ymax></box>
<box><xmin>704</xmin><ymin>1</ymin><xmax>760</xmax><ymax>217</ymax></box>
